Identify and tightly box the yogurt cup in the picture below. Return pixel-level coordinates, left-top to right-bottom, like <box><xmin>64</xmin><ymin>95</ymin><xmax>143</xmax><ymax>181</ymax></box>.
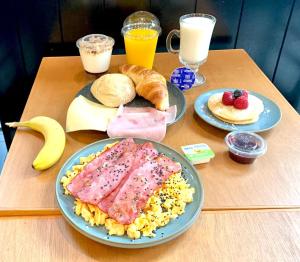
<box><xmin>76</xmin><ymin>34</ymin><xmax>115</xmax><ymax>74</ymax></box>
<box><xmin>225</xmin><ymin>131</ymin><xmax>267</xmax><ymax>164</ymax></box>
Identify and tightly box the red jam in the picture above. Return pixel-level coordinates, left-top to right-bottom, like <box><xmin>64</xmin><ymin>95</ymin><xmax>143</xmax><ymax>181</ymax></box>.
<box><xmin>229</xmin><ymin>151</ymin><xmax>256</xmax><ymax>164</ymax></box>
<box><xmin>225</xmin><ymin>131</ymin><xmax>267</xmax><ymax>165</ymax></box>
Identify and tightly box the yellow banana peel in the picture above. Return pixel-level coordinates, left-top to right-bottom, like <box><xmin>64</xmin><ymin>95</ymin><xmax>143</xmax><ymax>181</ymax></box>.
<box><xmin>6</xmin><ymin>116</ymin><xmax>66</xmax><ymax>171</ymax></box>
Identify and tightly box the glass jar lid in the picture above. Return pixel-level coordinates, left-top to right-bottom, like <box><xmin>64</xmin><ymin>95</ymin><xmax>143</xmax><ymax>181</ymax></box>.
<box><xmin>225</xmin><ymin>131</ymin><xmax>267</xmax><ymax>158</ymax></box>
<box><xmin>123</xmin><ymin>11</ymin><xmax>160</xmax><ymax>27</ymax></box>
<box><xmin>121</xmin><ymin>11</ymin><xmax>161</xmax><ymax>38</ymax></box>
<box><xmin>76</xmin><ymin>34</ymin><xmax>114</xmax><ymax>53</ymax></box>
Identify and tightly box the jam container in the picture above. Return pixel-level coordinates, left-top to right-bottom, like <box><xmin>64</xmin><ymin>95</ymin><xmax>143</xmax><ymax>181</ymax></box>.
<box><xmin>225</xmin><ymin>131</ymin><xmax>267</xmax><ymax>164</ymax></box>
<box><xmin>76</xmin><ymin>34</ymin><xmax>115</xmax><ymax>74</ymax></box>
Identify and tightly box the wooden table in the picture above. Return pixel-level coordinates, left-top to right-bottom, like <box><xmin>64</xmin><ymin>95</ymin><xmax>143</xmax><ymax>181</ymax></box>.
<box><xmin>2</xmin><ymin>210</ymin><xmax>300</xmax><ymax>261</ymax></box>
<box><xmin>1</xmin><ymin>50</ymin><xmax>300</xmax><ymax>260</ymax></box>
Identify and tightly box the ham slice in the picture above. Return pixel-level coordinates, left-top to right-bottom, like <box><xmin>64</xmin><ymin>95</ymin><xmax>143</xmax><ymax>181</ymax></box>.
<box><xmin>75</xmin><ymin>141</ymin><xmax>138</xmax><ymax>205</ymax></box>
<box><xmin>67</xmin><ymin>138</ymin><xmax>135</xmax><ymax>198</ymax></box>
<box><xmin>108</xmin><ymin>155</ymin><xmax>182</xmax><ymax>224</ymax></box>
<box><xmin>107</xmin><ymin>105</ymin><xmax>177</xmax><ymax>142</ymax></box>
<box><xmin>122</xmin><ymin>106</ymin><xmax>177</xmax><ymax>124</ymax></box>
<box><xmin>98</xmin><ymin>142</ymin><xmax>158</xmax><ymax>212</ymax></box>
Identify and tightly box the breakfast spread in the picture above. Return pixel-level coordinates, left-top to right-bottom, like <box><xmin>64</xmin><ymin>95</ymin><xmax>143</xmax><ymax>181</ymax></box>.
<box><xmin>107</xmin><ymin>105</ymin><xmax>177</xmax><ymax>142</ymax></box>
<box><xmin>6</xmin><ymin>9</ymin><xmax>284</xmax><ymax>251</ymax></box>
<box><xmin>120</xmin><ymin>64</ymin><xmax>169</xmax><ymax>111</ymax></box>
<box><xmin>91</xmin><ymin>73</ymin><xmax>136</xmax><ymax>107</ymax></box>
<box><xmin>208</xmin><ymin>89</ymin><xmax>264</xmax><ymax>124</ymax></box>
<box><xmin>61</xmin><ymin>138</ymin><xmax>195</xmax><ymax>238</ymax></box>
<box><xmin>225</xmin><ymin>131</ymin><xmax>267</xmax><ymax>164</ymax></box>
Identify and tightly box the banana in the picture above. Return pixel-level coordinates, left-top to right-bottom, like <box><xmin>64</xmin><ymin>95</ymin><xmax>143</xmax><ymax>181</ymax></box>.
<box><xmin>6</xmin><ymin>116</ymin><xmax>66</xmax><ymax>171</ymax></box>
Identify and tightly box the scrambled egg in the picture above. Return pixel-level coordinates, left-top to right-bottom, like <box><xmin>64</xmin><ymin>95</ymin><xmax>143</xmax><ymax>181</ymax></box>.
<box><xmin>61</xmin><ymin>143</ymin><xmax>195</xmax><ymax>239</ymax></box>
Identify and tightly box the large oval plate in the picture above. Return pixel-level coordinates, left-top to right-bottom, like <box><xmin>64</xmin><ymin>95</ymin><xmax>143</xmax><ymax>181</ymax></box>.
<box><xmin>77</xmin><ymin>81</ymin><xmax>186</xmax><ymax>125</ymax></box>
<box><xmin>194</xmin><ymin>88</ymin><xmax>282</xmax><ymax>132</ymax></box>
<box><xmin>56</xmin><ymin>138</ymin><xmax>204</xmax><ymax>248</ymax></box>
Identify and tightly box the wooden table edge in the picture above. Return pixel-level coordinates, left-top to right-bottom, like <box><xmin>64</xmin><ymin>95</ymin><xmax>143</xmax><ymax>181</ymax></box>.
<box><xmin>1</xmin><ymin>207</ymin><xmax>300</xmax><ymax>219</ymax></box>
<box><xmin>2</xmin><ymin>205</ymin><xmax>300</xmax><ymax>217</ymax></box>
<box><xmin>0</xmin><ymin>208</ymin><xmax>61</xmax><ymax>217</ymax></box>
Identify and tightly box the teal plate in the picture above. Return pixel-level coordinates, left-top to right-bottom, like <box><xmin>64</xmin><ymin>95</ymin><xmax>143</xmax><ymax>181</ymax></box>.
<box><xmin>194</xmin><ymin>88</ymin><xmax>282</xmax><ymax>132</ymax></box>
<box><xmin>55</xmin><ymin>138</ymin><xmax>204</xmax><ymax>248</ymax></box>
<box><xmin>77</xmin><ymin>81</ymin><xmax>186</xmax><ymax>126</ymax></box>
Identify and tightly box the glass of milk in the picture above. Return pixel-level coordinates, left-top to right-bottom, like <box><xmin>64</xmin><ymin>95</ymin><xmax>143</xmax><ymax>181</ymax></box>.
<box><xmin>166</xmin><ymin>13</ymin><xmax>216</xmax><ymax>86</ymax></box>
<box><xmin>76</xmin><ymin>34</ymin><xmax>115</xmax><ymax>74</ymax></box>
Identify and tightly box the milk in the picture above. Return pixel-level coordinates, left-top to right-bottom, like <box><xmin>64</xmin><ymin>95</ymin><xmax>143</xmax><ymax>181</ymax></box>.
<box><xmin>179</xmin><ymin>17</ymin><xmax>214</xmax><ymax>64</ymax></box>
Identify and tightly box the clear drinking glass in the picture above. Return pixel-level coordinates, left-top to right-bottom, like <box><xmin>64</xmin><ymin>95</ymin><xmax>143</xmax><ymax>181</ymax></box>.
<box><xmin>166</xmin><ymin>13</ymin><xmax>216</xmax><ymax>86</ymax></box>
<box><xmin>122</xmin><ymin>11</ymin><xmax>161</xmax><ymax>69</ymax></box>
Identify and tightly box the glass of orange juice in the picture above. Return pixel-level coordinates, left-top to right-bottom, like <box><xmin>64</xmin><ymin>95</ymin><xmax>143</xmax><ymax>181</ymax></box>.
<box><xmin>122</xmin><ymin>11</ymin><xmax>161</xmax><ymax>69</ymax></box>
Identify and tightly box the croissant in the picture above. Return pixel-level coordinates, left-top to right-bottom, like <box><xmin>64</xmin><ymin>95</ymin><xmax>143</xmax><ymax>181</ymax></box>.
<box><xmin>119</xmin><ymin>64</ymin><xmax>169</xmax><ymax>111</ymax></box>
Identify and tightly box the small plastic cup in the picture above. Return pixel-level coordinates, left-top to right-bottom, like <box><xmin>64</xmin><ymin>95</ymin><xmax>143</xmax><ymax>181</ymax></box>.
<box><xmin>225</xmin><ymin>131</ymin><xmax>267</xmax><ymax>164</ymax></box>
<box><xmin>121</xmin><ymin>11</ymin><xmax>161</xmax><ymax>69</ymax></box>
<box><xmin>76</xmin><ymin>34</ymin><xmax>115</xmax><ymax>74</ymax></box>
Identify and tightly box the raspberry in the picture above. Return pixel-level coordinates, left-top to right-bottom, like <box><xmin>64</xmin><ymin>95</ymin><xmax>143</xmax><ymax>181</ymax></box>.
<box><xmin>242</xmin><ymin>90</ymin><xmax>249</xmax><ymax>97</ymax></box>
<box><xmin>222</xmin><ymin>91</ymin><xmax>234</xmax><ymax>106</ymax></box>
<box><xmin>233</xmin><ymin>95</ymin><xmax>248</xmax><ymax>109</ymax></box>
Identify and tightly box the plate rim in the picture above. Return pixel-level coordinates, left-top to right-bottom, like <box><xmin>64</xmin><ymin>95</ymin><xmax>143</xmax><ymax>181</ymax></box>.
<box><xmin>76</xmin><ymin>81</ymin><xmax>187</xmax><ymax>127</ymax></box>
<box><xmin>55</xmin><ymin>137</ymin><xmax>204</xmax><ymax>248</ymax></box>
<box><xmin>194</xmin><ymin>88</ymin><xmax>282</xmax><ymax>132</ymax></box>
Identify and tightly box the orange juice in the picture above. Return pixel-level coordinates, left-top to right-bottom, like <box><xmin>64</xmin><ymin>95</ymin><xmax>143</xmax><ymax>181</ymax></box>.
<box><xmin>124</xmin><ymin>28</ymin><xmax>159</xmax><ymax>69</ymax></box>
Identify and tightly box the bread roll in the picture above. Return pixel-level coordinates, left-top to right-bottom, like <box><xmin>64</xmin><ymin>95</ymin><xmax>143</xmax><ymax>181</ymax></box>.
<box><xmin>91</xmin><ymin>73</ymin><xmax>136</xmax><ymax>107</ymax></box>
<box><xmin>120</xmin><ymin>64</ymin><xmax>169</xmax><ymax>111</ymax></box>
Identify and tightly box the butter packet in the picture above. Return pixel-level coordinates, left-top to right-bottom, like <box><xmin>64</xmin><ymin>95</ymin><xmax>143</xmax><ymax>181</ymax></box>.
<box><xmin>181</xmin><ymin>143</ymin><xmax>215</xmax><ymax>165</ymax></box>
<box><xmin>170</xmin><ymin>67</ymin><xmax>195</xmax><ymax>91</ymax></box>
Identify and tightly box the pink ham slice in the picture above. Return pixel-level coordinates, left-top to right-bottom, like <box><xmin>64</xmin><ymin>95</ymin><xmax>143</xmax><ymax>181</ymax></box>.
<box><xmin>98</xmin><ymin>142</ymin><xmax>159</xmax><ymax>212</ymax></box>
<box><xmin>67</xmin><ymin>138</ymin><xmax>135</xmax><ymax>198</ymax></box>
<box><xmin>108</xmin><ymin>155</ymin><xmax>182</xmax><ymax>225</ymax></box>
<box><xmin>75</xmin><ymin>141</ymin><xmax>138</xmax><ymax>205</ymax></box>
<box><xmin>107</xmin><ymin>106</ymin><xmax>177</xmax><ymax>142</ymax></box>
<box><xmin>122</xmin><ymin>106</ymin><xmax>177</xmax><ymax>124</ymax></box>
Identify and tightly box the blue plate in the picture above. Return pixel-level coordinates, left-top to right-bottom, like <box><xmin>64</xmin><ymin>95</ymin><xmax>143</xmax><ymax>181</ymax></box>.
<box><xmin>55</xmin><ymin>138</ymin><xmax>204</xmax><ymax>248</ymax></box>
<box><xmin>194</xmin><ymin>88</ymin><xmax>282</xmax><ymax>132</ymax></box>
<box><xmin>77</xmin><ymin>81</ymin><xmax>186</xmax><ymax>126</ymax></box>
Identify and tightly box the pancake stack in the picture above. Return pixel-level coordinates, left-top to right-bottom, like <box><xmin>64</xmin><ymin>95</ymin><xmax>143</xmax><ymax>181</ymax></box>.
<box><xmin>208</xmin><ymin>92</ymin><xmax>264</xmax><ymax>124</ymax></box>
